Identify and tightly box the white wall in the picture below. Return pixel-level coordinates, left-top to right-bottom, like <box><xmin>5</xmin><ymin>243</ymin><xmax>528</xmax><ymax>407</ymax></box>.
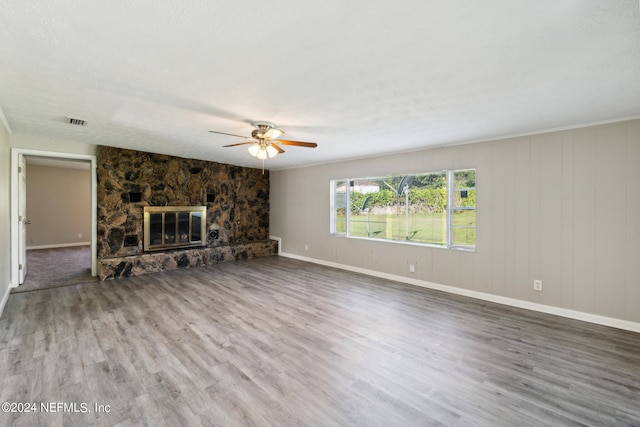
<box><xmin>9</xmin><ymin>133</ymin><xmax>97</xmax><ymax>156</ymax></box>
<box><xmin>270</xmin><ymin>119</ymin><xmax>640</xmax><ymax>325</ymax></box>
<box><xmin>26</xmin><ymin>164</ymin><xmax>91</xmax><ymax>248</ymax></box>
<box><xmin>0</xmin><ymin>119</ymin><xmax>11</xmax><ymax>314</ymax></box>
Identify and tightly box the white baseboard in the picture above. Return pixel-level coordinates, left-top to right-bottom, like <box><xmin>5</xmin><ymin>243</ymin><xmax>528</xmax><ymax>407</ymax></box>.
<box><xmin>279</xmin><ymin>251</ymin><xmax>640</xmax><ymax>334</ymax></box>
<box><xmin>27</xmin><ymin>242</ymin><xmax>91</xmax><ymax>250</ymax></box>
<box><xmin>0</xmin><ymin>282</ymin><xmax>11</xmax><ymax>318</ymax></box>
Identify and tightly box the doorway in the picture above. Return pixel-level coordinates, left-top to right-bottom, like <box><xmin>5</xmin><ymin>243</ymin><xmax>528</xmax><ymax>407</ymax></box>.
<box><xmin>10</xmin><ymin>149</ymin><xmax>97</xmax><ymax>290</ymax></box>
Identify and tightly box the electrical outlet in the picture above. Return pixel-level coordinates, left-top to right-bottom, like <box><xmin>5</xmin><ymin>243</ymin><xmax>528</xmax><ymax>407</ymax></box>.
<box><xmin>533</xmin><ymin>279</ymin><xmax>543</xmax><ymax>291</ymax></box>
<box><xmin>77</xmin><ymin>233</ymin><xmax>83</xmax><ymax>239</ymax></box>
<box><xmin>409</xmin><ymin>264</ymin><xmax>416</xmax><ymax>273</ymax></box>
<box><xmin>304</xmin><ymin>244</ymin><xmax>309</xmax><ymax>251</ymax></box>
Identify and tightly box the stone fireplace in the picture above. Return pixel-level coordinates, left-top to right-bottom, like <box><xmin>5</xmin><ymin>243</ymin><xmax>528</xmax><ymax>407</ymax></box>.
<box><xmin>143</xmin><ymin>206</ymin><xmax>207</xmax><ymax>252</ymax></box>
<box><xmin>96</xmin><ymin>146</ymin><xmax>278</xmax><ymax>280</ymax></box>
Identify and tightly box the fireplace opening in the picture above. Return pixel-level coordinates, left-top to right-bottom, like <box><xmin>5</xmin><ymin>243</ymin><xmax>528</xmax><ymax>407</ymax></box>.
<box><xmin>143</xmin><ymin>206</ymin><xmax>207</xmax><ymax>252</ymax></box>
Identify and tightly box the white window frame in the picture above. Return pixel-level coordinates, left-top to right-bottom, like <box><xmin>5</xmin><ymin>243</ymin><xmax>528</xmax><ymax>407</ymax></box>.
<box><xmin>447</xmin><ymin>169</ymin><xmax>476</xmax><ymax>250</ymax></box>
<box><xmin>330</xmin><ymin>169</ymin><xmax>476</xmax><ymax>251</ymax></box>
<box><xmin>329</xmin><ymin>179</ymin><xmax>348</xmax><ymax>236</ymax></box>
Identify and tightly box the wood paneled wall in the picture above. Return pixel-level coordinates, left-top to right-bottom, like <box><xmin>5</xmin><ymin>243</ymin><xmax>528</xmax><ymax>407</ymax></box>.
<box><xmin>270</xmin><ymin>119</ymin><xmax>640</xmax><ymax>323</ymax></box>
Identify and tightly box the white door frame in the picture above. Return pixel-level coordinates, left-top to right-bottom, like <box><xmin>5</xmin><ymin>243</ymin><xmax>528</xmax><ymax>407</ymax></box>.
<box><xmin>18</xmin><ymin>153</ymin><xmax>27</xmax><ymax>284</ymax></box>
<box><xmin>10</xmin><ymin>148</ymin><xmax>97</xmax><ymax>287</ymax></box>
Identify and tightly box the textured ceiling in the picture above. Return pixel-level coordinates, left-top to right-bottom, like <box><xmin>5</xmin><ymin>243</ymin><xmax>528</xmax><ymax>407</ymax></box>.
<box><xmin>1</xmin><ymin>1</ymin><xmax>638</xmax><ymax>170</ymax></box>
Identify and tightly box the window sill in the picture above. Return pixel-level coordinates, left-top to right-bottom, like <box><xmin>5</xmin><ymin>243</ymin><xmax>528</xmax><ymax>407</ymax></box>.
<box><xmin>330</xmin><ymin>233</ymin><xmax>476</xmax><ymax>252</ymax></box>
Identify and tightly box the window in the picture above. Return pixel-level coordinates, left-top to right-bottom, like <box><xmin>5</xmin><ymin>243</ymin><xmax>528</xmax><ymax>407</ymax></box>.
<box><xmin>330</xmin><ymin>169</ymin><xmax>476</xmax><ymax>250</ymax></box>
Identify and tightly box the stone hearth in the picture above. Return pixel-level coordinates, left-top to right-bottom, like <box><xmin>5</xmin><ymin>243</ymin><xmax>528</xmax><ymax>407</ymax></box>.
<box><xmin>99</xmin><ymin>240</ymin><xmax>278</xmax><ymax>280</ymax></box>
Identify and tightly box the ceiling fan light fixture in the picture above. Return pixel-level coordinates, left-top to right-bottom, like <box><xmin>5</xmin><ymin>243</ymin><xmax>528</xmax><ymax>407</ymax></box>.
<box><xmin>256</xmin><ymin>148</ymin><xmax>268</xmax><ymax>160</ymax></box>
<box><xmin>248</xmin><ymin>144</ymin><xmax>261</xmax><ymax>157</ymax></box>
<box><xmin>266</xmin><ymin>145</ymin><xmax>279</xmax><ymax>158</ymax></box>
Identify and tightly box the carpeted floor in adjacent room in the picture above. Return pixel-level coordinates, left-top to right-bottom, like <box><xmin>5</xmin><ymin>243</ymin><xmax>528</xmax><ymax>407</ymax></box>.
<box><xmin>12</xmin><ymin>246</ymin><xmax>97</xmax><ymax>293</ymax></box>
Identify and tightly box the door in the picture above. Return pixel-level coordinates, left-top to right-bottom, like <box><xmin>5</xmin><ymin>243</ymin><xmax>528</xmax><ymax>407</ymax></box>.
<box><xmin>18</xmin><ymin>154</ymin><xmax>27</xmax><ymax>284</ymax></box>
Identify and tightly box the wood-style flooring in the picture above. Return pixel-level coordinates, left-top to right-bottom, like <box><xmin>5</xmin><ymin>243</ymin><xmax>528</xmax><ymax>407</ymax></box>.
<box><xmin>0</xmin><ymin>256</ymin><xmax>638</xmax><ymax>426</ymax></box>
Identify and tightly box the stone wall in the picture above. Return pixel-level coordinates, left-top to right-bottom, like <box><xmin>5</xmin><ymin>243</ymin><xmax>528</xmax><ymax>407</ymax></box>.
<box><xmin>96</xmin><ymin>145</ymin><xmax>276</xmax><ymax>279</ymax></box>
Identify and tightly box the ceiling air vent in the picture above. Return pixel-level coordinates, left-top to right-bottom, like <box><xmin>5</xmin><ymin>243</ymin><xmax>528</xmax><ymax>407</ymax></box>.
<box><xmin>67</xmin><ymin>117</ymin><xmax>87</xmax><ymax>126</ymax></box>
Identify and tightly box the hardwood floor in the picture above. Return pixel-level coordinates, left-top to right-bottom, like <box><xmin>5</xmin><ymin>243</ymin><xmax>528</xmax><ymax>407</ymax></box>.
<box><xmin>0</xmin><ymin>256</ymin><xmax>638</xmax><ymax>426</ymax></box>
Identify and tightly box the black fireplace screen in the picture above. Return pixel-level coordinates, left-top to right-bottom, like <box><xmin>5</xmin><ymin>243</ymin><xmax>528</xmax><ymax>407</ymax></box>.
<box><xmin>143</xmin><ymin>206</ymin><xmax>206</xmax><ymax>252</ymax></box>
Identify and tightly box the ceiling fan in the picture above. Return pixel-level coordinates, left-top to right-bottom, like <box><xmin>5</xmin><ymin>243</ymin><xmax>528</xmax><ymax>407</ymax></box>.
<box><xmin>209</xmin><ymin>121</ymin><xmax>317</xmax><ymax>163</ymax></box>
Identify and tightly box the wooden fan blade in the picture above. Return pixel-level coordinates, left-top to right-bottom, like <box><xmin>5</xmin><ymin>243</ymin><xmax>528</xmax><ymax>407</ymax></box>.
<box><xmin>209</xmin><ymin>130</ymin><xmax>250</xmax><ymax>139</ymax></box>
<box><xmin>276</xmin><ymin>140</ymin><xmax>318</xmax><ymax>148</ymax></box>
<box><xmin>223</xmin><ymin>141</ymin><xmax>254</xmax><ymax>147</ymax></box>
<box><xmin>271</xmin><ymin>143</ymin><xmax>285</xmax><ymax>153</ymax></box>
